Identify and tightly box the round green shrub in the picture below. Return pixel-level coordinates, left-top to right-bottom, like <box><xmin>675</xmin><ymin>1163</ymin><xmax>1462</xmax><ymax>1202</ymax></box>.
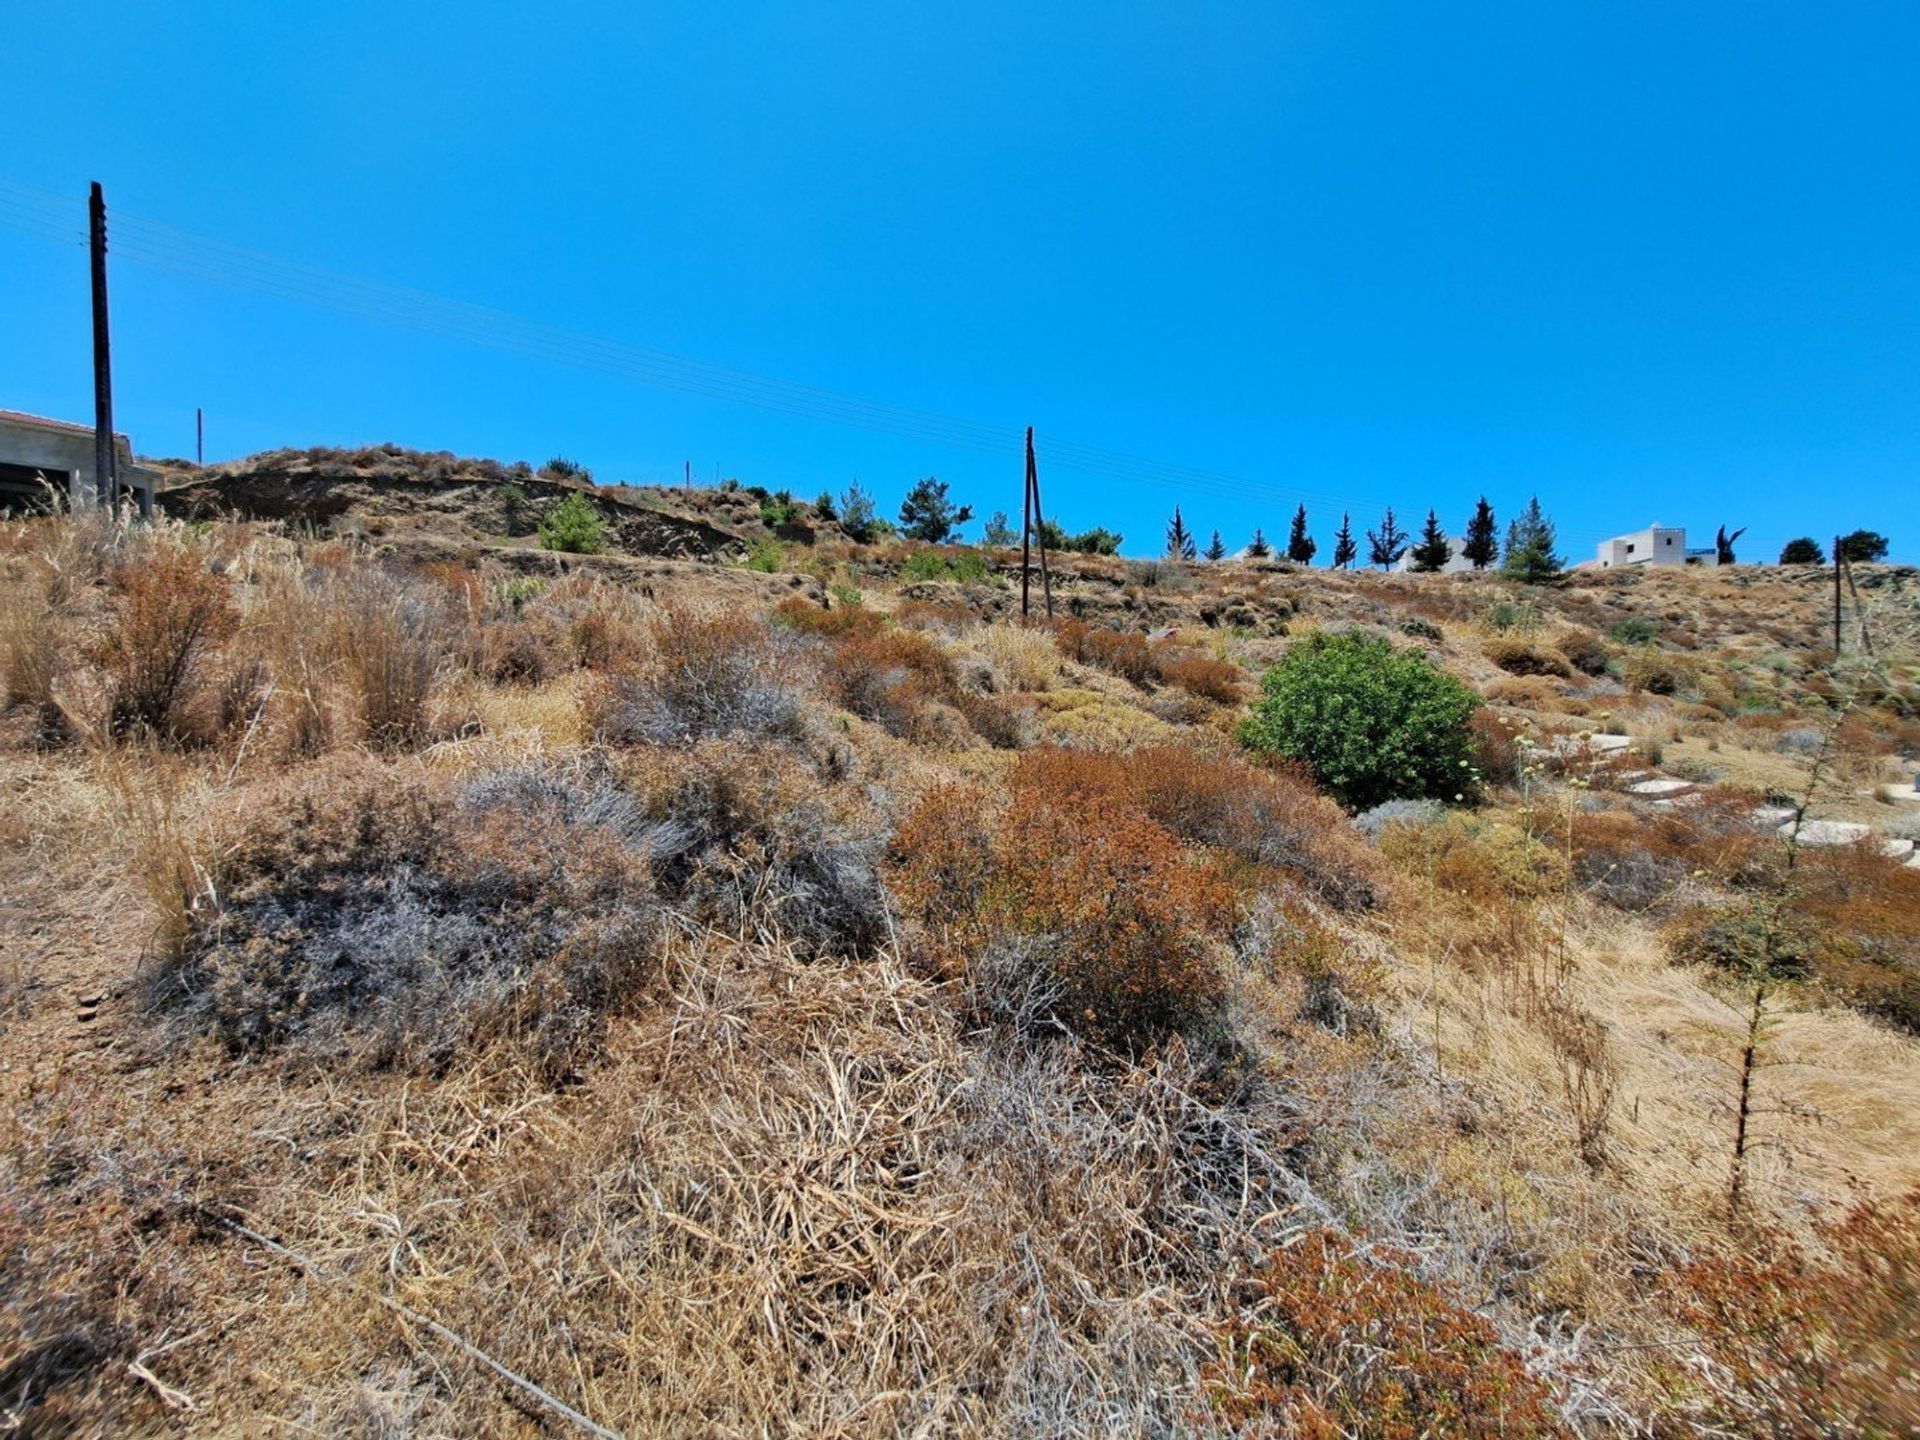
<box><xmin>1239</xmin><ymin>631</ymin><xmax>1481</xmax><ymax>810</ymax></box>
<box><xmin>538</xmin><ymin>493</ymin><xmax>608</xmax><ymax>554</ymax></box>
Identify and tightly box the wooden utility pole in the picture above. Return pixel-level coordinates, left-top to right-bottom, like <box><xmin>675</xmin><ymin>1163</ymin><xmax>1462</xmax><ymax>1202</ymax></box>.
<box><xmin>1030</xmin><ymin>431</ymin><xmax>1053</xmax><ymax>617</ymax></box>
<box><xmin>89</xmin><ymin>182</ymin><xmax>117</xmax><ymax>516</ymax></box>
<box><xmin>1833</xmin><ymin>535</ymin><xmax>1843</xmax><ymax>654</ymax></box>
<box><xmin>1020</xmin><ymin>428</ymin><xmax>1034</xmax><ymax>617</ymax></box>
<box><xmin>197</xmin><ymin>407</ymin><xmax>204</xmax><ymax>466</ymax></box>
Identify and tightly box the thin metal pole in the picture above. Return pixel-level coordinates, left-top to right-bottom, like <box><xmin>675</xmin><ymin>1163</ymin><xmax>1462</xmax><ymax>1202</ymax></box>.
<box><xmin>1020</xmin><ymin>427</ymin><xmax>1033</xmax><ymax>618</ymax></box>
<box><xmin>197</xmin><ymin>407</ymin><xmax>204</xmax><ymax>466</ymax></box>
<box><xmin>89</xmin><ymin>182</ymin><xmax>117</xmax><ymax>516</ymax></box>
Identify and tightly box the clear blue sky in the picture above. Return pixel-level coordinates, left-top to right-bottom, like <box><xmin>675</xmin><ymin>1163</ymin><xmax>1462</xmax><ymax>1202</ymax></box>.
<box><xmin>4</xmin><ymin>2</ymin><xmax>1916</xmax><ymax>561</ymax></box>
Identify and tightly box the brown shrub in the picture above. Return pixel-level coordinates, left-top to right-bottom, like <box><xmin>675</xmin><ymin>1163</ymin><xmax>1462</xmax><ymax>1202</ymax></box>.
<box><xmin>330</xmin><ymin>575</ymin><xmax>444</xmax><ymax>750</ymax></box>
<box><xmin>1485</xmin><ymin>639</ymin><xmax>1573</xmax><ymax>679</ymax></box>
<box><xmin>1051</xmin><ymin>618</ymin><xmax>1157</xmax><ymax>685</ymax></box>
<box><xmin>1155</xmin><ymin>651</ymin><xmax>1244</xmax><ymax>705</ymax></box>
<box><xmin>891</xmin><ymin>782</ymin><xmax>1234</xmax><ymax>1048</ymax></box>
<box><xmin>1674</xmin><ymin>1189</ymin><xmax>1920</xmax><ymax>1435</ymax></box>
<box><xmin>1556</xmin><ymin>628</ymin><xmax>1611</xmax><ymax>676</ymax></box>
<box><xmin>822</xmin><ymin>627</ymin><xmax>1021</xmax><ymax>747</ymax></box>
<box><xmin>95</xmin><ymin>545</ymin><xmax>238</xmax><ymax>742</ymax></box>
<box><xmin>1470</xmin><ymin>710</ymin><xmax>1525</xmax><ymax>787</ymax></box>
<box><xmin>893</xmin><ymin>597</ymin><xmax>976</xmax><ymax>632</ymax></box>
<box><xmin>1791</xmin><ymin>846</ymin><xmax>1920</xmax><ymax>1032</ymax></box>
<box><xmin>1206</xmin><ymin>1230</ymin><xmax>1566</xmax><ymax>1438</ymax></box>
<box><xmin>1571</xmin><ymin>796</ymin><xmax>1770</xmax><ymax>913</ymax></box>
<box><xmin>772</xmin><ymin>594</ymin><xmax>887</xmax><ymax>639</ymax></box>
<box><xmin>1010</xmin><ymin>745</ymin><xmax>1380</xmax><ymax>909</ymax></box>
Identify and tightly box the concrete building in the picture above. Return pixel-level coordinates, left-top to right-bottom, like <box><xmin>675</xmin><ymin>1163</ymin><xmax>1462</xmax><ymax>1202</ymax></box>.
<box><xmin>0</xmin><ymin>409</ymin><xmax>159</xmax><ymax>518</ymax></box>
<box><xmin>1594</xmin><ymin>524</ymin><xmax>1685</xmax><ymax>569</ymax></box>
<box><xmin>1392</xmin><ymin>534</ymin><xmax>1476</xmax><ymax>575</ymax></box>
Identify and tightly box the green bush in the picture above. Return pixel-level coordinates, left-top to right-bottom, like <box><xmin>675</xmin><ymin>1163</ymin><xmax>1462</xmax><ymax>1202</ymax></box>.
<box><xmin>744</xmin><ymin>539</ymin><xmax>784</xmax><ymax>573</ymax></box>
<box><xmin>538</xmin><ymin>493</ymin><xmax>607</xmax><ymax>554</ymax></box>
<box><xmin>1239</xmin><ymin>632</ymin><xmax>1481</xmax><ymax>810</ymax></box>
<box><xmin>899</xmin><ymin>547</ymin><xmax>992</xmax><ymax>584</ymax></box>
<box><xmin>1609</xmin><ymin>617</ymin><xmax>1659</xmax><ymax>646</ymax></box>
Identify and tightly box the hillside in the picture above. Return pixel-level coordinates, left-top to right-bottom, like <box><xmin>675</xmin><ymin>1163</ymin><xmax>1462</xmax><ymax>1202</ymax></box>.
<box><xmin>3</xmin><ymin>450</ymin><xmax>1918</xmax><ymax>1436</ymax></box>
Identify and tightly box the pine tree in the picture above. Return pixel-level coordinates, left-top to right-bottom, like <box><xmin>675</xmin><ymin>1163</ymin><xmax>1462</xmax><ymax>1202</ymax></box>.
<box><xmin>1285</xmin><ymin>504</ymin><xmax>1317</xmax><ymax>564</ymax></box>
<box><xmin>982</xmin><ymin>510</ymin><xmax>1017</xmax><ymax>546</ymax></box>
<box><xmin>1246</xmin><ymin>528</ymin><xmax>1272</xmax><ymax>558</ymax></box>
<box><xmin>1366</xmin><ymin>507</ymin><xmax>1409</xmax><ymax>570</ymax></box>
<box><xmin>1778</xmin><ymin>537</ymin><xmax>1824</xmax><ymax>565</ymax></box>
<box><xmin>1409</xmin><ymin>509</ymin><xmax>1452</xmax><ymax>572</ymax></box>
<box><xmin>1461</xmin><ymin>497</ymin><xmax>1498</xmax><ymax>569</ymax></box>
<box><xmin>1205</xmin><ymin>529</ymin><xmax>1227</xmax><ymax>562</ymax></box>
<box><xmin>1500</xmin><ymin>496</ymin><xmax>1564</xmax><ymax>584</ymax></box>
<box><xmin>898</xmin><ymin>477</ymin><xmax>973</xmax><ymax>543</ymax></box>
<box><xmin>1166</xmin><ymin>506</ymin><xmax>1197</xmax><ymax>560</ymax></box>
<box><xmin>1331</xmin><ymin>514</ymin><xmax>1357</xmax><ymax>569</ymax></box>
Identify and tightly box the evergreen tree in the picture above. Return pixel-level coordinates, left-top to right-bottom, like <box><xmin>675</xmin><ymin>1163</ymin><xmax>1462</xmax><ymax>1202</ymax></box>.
<box><xmin>1331</xmin><ymin>514</ymin><xmax>1358</xmax><ymax>569</ymax></box>
<box><xmin>1461</xmin><ymin>497</ymin><xmax>1498</xmax><ymax>569</ymax></box>
<box><xmin>1246</xmin><ymin>528</ymin><xmax>1272</xmax><ymax>558</ymax></box>
<box><xmin>1205</xmin><ymin>529</ymin><xmax>1227</xmax><ymax>562</ymax></box>
<box><xmin>898</xmin><ymin>477</ymin><xmax>973</xmax><ymax>543</ymax></box>
<box><xmin>982</xmin><ymin>510</ymin><xmax>1017</xmax><ymax>546</ymax></box>
<box><xmin>1838</xmin><ymin>530</ymin><xmax>1890</xmax><ymax>563</ymax></box>
<box><xmin>1778</xmin><ymin>536</ymin><xmax>1825</xmax><ymax>565</ymax></box>
<box><xmin>1366</xmin><ymin>507</ymin><xmax>1409</xmax><ymax>570</ymax></box>
<box><xmin>1500</xmin><ymin>496</ymin><xmax>1564</xmax><ymax>584</ymax></box>
<box><xmin>1409</xmin><ymin>509</ymin><xmax>1453</xmax><ymax>572</ymax></box>
<box><xmin>1285</xmin><ymin>504</ymin><xmax>1317</xmax><ymax>563</ymax></box>
<box><xmin>1165</xmin><ymin>505</ymin><xmax>1197</xmax><ymax>560</ymax></box>
<box><xmin>839</xmin><ymin>481</ymin><xmax>879</xmax><ymax>542</ymax></box>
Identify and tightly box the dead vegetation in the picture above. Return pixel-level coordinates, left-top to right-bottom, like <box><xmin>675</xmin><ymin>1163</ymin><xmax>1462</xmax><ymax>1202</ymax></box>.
<box><xmin>1</xmin><ymin>503</ymin><xmax>1917</xmax><ymax>1435</ymax></box>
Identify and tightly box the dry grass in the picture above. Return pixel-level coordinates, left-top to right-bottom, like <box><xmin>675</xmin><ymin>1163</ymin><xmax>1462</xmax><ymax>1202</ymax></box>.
<box><xmin>3</xmin><ymin>506</ymin><xmax>1919</xmax><ymax>1434</ymax></box>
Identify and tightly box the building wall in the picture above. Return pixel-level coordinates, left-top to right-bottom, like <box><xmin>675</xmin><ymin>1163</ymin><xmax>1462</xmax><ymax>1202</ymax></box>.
<box><xmin>1595</xmin><ymin>526</ymin><xmax>1685</xmax><ymax>568</ymax></box>
<box><xmin>0</xmin><ymin>414</ymin><xmax>156</xmax><ymax>511</ymax></box>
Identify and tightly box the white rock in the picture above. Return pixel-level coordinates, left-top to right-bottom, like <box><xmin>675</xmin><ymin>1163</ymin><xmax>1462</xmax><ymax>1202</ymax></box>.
<box><xmin>1881</xmin><ymin>838</ymin><xmax>1916</xmax><ymax>861</ymax></box>
<box><xmin>1878</xmin><ymin>784</ymin><xmax>1919</xmax><ymax>804</ymax></box>
<box><xmin>1629</xmin><ymin>778</ymin><xmax>1696</xmax><ymax>797</ymax></box>
<box><xmin>1751</xmin><ymin>805</ymin><xmax>1797</xmax><ymax>826</ymax></box>
<box><xmin>1780</xmin><ymin>819</ymin><xmax>1871</xmax><ymax>846</ymax></box>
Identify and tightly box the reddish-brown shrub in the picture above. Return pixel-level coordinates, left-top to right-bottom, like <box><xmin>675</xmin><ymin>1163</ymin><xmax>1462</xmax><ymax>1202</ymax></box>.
<box><xmin>822</xmin><ymin>628</ymin><xmax>1020</xmax><ymax>748</ymax></box>
<box><xmin>1155</xmin><ymin>650</ymin><xmax>1244</xmax><ymax>704</ymax></box>
<box><xmin>1673</xmin><ymin>1189</ymin><xmax>1920</xmax><ymax>1435</ymax></box>
<box><xmin>1206</xmin><ymin>1230</ymin><xmax>1565</xmax><ymax>1438</ymax></box>
<box><xmin>1470</xmin><ymin>710</ymin><xmax>1524</xmax><ymax>787</ymax></box>
<box><xmin>891</xmin><ymin>781</ymin><xmax>1234</xmax><ymax>1047</ymax></box>
<box><xmin>1051</xmin><ymin>618</ymin><xmax>1158</xmax><ymax>685</ymax></box>
<box><xmin>773</xmin><ymin>595</ymin><xmax>887</xmax><ymax>639</ymax></box>
<box><xmin>96</xmin><ymin>546</ymin><xmax>238</xmax><ymax>741</ymax></box>
<box><xmin>1010</xmin><ymin>745</ymin><xmax>1380</xmax><ymax>909</ymax></box>
<box><xmin>1556</xmin><ymin>628</ymin><xmax>1612</xmax><ymax>676</ymax></box>
<box><xmin>892</xmin><ymin>598</ymin><xmax>976</xmax><ymax>632</ymax></box>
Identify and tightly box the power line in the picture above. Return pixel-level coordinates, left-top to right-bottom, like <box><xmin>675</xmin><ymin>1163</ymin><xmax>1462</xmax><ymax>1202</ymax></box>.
<box><xmin>0</xmin><ymin>177</ymin><xmax>1421</xmax><ymax>519</ymax></box>
<box><xmin>1</xmin><ymin>177</ymin><xmax>1635</xmax><ymax>552</ymax></box>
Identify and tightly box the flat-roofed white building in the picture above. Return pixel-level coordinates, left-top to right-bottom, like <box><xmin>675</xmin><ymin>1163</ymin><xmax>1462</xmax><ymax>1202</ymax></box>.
<box><xmin>1595</xmin><ymin>524</ymin><xmax>1685</xmax><ymax>569</ymax></box>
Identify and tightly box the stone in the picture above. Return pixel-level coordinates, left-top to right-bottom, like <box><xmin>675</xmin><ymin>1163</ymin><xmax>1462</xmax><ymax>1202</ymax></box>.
<box><xmin>1751</xmin><ymin>805</ymin><xmax>1796</xmax><ymax>827</ymax></box>
<box><xmin>1628</xmin><ymin>778</ymin><xmax>1696</xmax><ymax>797</ymax></box>
<box><xmin>1880</xmin><ymin>838</ymin><xmax>1916</xmax><ymax>861</ymax></box>
<box><xmin>1780</xmin><ymin>819</ymin><xmax>1870</xmax><ymax>847</ymax></box>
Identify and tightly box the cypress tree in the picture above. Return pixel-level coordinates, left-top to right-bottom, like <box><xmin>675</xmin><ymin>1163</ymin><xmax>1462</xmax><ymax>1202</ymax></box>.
<box><xmin>1461</xmin><ymin>497</ymin><xmax>1498</xmax><ymax>569</ymax></box>
<box><xmin>1409</xmin><ymin>509</ymin><xmax>1452</xmax><ymax>572</ymax></box>
<box><xmin>1331</xmin><ymin>514</ymin><xmax>1358</xmax><ymax>569</ymax></box>
<box><xmin>1285</xmin><ymin>504</ymin><xmax>1317</xmax><ymax>563</ymax></box>
<box><xmin>1366</xmin><ymin>507</ymin><xmax>1409</xmax><ymax>570</ymax></box>
<box><xmin>1166</xmin><ymin>506</ymin><xmax>1197</xmax><ymax>560</ymax></box>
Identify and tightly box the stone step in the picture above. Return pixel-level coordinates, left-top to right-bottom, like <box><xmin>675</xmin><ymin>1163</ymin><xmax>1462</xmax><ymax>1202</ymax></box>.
<box><xmin>1780</xmin><ymin>818</ymin><xmax>1871</xmax><ymax>847</ymax></box>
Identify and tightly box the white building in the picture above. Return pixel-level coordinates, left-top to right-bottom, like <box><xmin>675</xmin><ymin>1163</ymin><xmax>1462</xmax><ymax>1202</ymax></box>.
<box><xmin>1393</xmin><ymin>534</ymin><xmax>1475</xmax><ymax>574</ymax></box>
<box><xmin>1595</xmin><ymin>524</ymin><xmax>1685</xmax><ymax>569</ymax></box>
<box><xmin>0</xmin><ymin>409</ymin><xmax>159</xmax><ymax>517</ymax></box>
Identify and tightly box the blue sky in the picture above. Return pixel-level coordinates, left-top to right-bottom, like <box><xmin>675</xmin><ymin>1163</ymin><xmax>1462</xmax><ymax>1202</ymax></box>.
<box><xmin>3</xmin><ymin>2</ymin><xmax>1916</xmax><ymax>561</ymax></box>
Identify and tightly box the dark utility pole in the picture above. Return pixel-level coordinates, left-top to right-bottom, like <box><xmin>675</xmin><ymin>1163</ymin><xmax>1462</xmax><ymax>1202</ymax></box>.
<box><xmin>197</xmin><ymin>407</ymin><xmax>204</xmax><ymax>466</ymax></box>
<box><xmin>1020</xmin><ymin>428</ymin><xmax>1034</xmax><ymax>617</ymax></box>
<box><xmin>89</xmin><ymin>182</ymin><xmax>117</xmax><ymax>516</ymax></box>
<box><xmin>1833</xmin><ymin>536</ymin><xmax>1843</xmax><ymax>654</ymax></box>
